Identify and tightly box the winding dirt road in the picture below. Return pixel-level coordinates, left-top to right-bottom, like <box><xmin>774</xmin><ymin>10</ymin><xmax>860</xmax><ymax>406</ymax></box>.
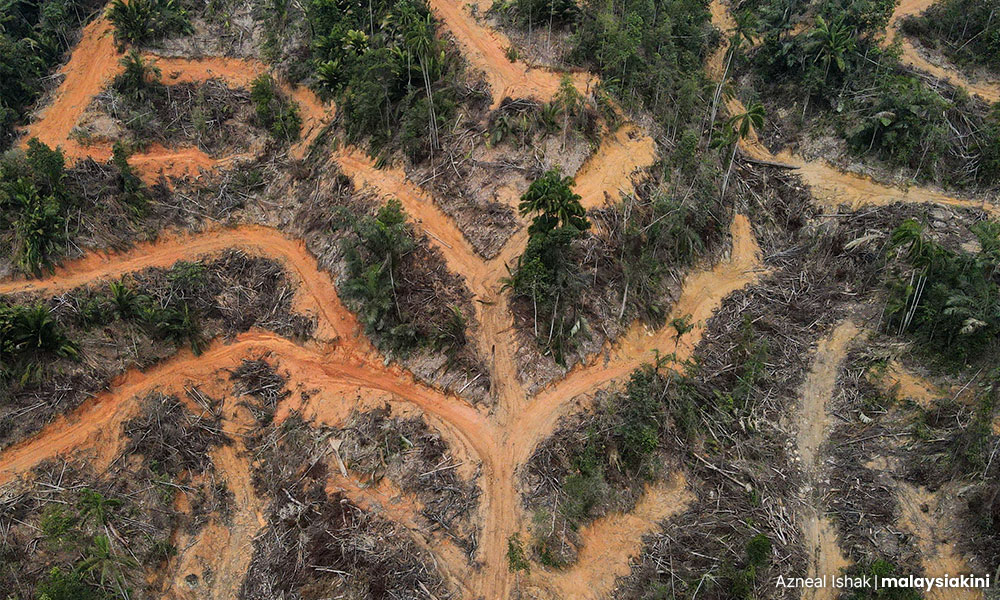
<box><xmin>5</xmin><ymin>0</ymin><xmax>994</xmax><ymax>597</ymax></box>
<box><xmin>428</xmin><ymin>0</ymin><xmax>595</xmax><ymax>106</ymax></box>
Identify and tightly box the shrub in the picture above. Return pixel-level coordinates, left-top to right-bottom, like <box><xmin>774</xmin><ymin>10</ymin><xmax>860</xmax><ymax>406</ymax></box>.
<box><xmin>35</xmin><ymin>567</ymin><xmax>108</xmax><ymax>600</ymax></box>
<box><xmin>885</xmin><ymin>219</ymin><xmax>1000</xmax><ymax>361</ymax></box>
<box><xmin>250</xmin><ymin>74</ymin><xmax>302</xmax><ymax>142</ymax></box>
<box><xmin>106</xmin><ymin>0</ymin><xmax>192</xmax><ymax>50</ymax></box>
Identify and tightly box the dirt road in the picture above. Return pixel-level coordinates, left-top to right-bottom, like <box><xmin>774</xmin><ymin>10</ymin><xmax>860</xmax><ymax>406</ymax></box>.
<box><xmin>796</xmin><ymin>321</ymin><xmax>858</xmax><ymax>599</ymax></box>
<box><xmin>8</xmin><ymin>0</ymin><xmax>993</xmax><ymax>596</ymax></box>
<box><xmin>428</xmin><ymin>0</ymin><xmax>594</xmax><ymax>106</ymax></box>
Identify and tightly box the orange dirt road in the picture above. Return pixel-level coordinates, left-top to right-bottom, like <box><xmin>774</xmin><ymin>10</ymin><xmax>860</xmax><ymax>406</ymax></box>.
<box><xmin>0</xmin><ymin>210</ymin><xmax>761</xmax><ymax>599</ymax></box>
<box><xmin>1</xmin><ymin>4</ymin><xmax>795</xmax><ymax>599</ymax></box>
<box><xmin>21</xmin><ymin>19</ymin><xmax>334</xmax><ymax>181</ymax></box>
<box><xmin>428</xmin><ymin>0</ymin><xmax>595</xmax><ymax>106</ymax></box>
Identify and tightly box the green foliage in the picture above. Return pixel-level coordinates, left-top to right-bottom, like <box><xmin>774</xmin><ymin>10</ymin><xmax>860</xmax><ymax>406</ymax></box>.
<box><xmin>844</xmin><ymin>560</ymin><xmax>923</xmax><ymax>599</ymax></box>
<box><xmin>250</xmin><ymin>74</ymin><xmax>302</xmax><ymax>142</ymax></box>
<box><xmin>555</xmin><ymin>366</ymin><xmax>669</xmax><ymax>529</ymax></box>
<box><xmin>726</xmin><ymin>533</ymin><xmax>772</xmax><ymax>599</ymax></box>
<box><xmin>1</xmin><ymin>140</ymin><xmax>76</xmax><ymax>275</ymax></box>
<box><xmin>147</xmin><ymin>302</ymin><xmax>204</xmax><ymax>355</ymax></box>
<box><xmin>108</xmin><ymin>279</ymin><xmax>148</xmax><ymax>320</ymax></box>
<box><xmin>0</xmin><ymin>0</ymin><xmax>102</xmax><ymax>147</ymax></box>
<box><xmin>77</xmin><ymin>489</ymin><xmax>122</xmax><ymax>527</ymax></box>
<box><xmin>902</xmin><ymin>0</ymin><xmax>1000</xmax><ymax>74</ymax></box>
<box><xmin>518</xmin><ymin>168</ymin><xmax>590</xmax><ymax>233</ymax></box>
<box><xmin>748</xmin><ymin>0</ymin><xmax>996</xmax><ymax>187</ymax></box>
<box><xmin>112</xmin><ymin>51</ymin><xmax>163</xmax><ymax>103</ymax></box>
<box><xmin>40</xmin><ymin>505</ymin><xmax>78</xmax><ymax>546</ymax></box>
<box><xmin>36</xmin><ymin>567</ymin><xmax>109</xmax><ymax>600</ymax></box>
<box><xmin>491</xmin><ymin>0</ymin><xmax>579</xmax><ymax>30</ymax></box>
<box><xmin>602</xmin><ymin>190</ymin><xmax>724</xmax><ymax>324</ymax></box>
<box><xmin>506</xmin><ymin>533</ymin><xmax>530</xmax><ymax>573</ymax></box>
<box><xmin>885</xmin><ymin>219</ymin><xmax>1000</xmax><ymax>361</ymax></box>
<box><xmin>305</xmin><ymin>0</ymin><xmax>463</xmax><ymax>156</ymax></box>
<box><xmin>569</xmin><ymin>0</ymin><xmax>715</xmax><ymax>132</ymax></box>
<box><xmin>76</xmin><ymin>534</ymin><xmax>138</xmax><ymax>591</ymax></box>
<box><xmin>508</xmin><ymin>169</ymin><xmax>591</xmax><ymax>362</ymax></box>
<box><xmin>111</xmin><ymin>142</ymin><xmax>148</xmax><ymax>215</ymax></box>
<box><xmin>9</xmin><ymin>179</ymin><xmax>67</xmax><ymax>275</ymax></box>
<box><xmin>340</xmin><ymin>200</ymin><xmax>424</xmax><ymax>353</ymax></box>
<box><xmin>107</xmin><ymin>0</ymin><xmax>192</xmax><ymax>50</ymax></box>
<box><xmin>0</xmin><ymin>302</ymin><xmax>78</xmax><ymax>383</ymax></box>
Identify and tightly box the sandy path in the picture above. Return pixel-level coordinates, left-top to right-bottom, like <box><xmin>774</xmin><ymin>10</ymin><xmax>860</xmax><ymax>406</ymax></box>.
<box><xmin>537</xmin><ymin>473</ymin><xmax>694</xmax><ymax>600</ymax></box>
<box><xmin>427</xmin><ymin>0</ymin><xmax>594</xmax><ymax>106</ymax></box>
<box><xmin>21</xmin><ymin>20</ymin><xmax>334</xmax><ymax>180</ymax></box>
<box><xmin>891</xmin><ymin>0</ymin><xmax>1000</xmax><ymax>103</ymax></box>
<box><xmin>0</xmin><ymin>213</ymin><xmax>762</xmax><ymax>599</ymax></box>
<box><xmin>796</xmin><ymin>321</ymin><xmax>858</xmax><ymax>598</ymax></box>
<box><xmin>896</xmin><ymin>482</ymin><xmax>983</xmax><ymax>600</ymax></box>
<box><xmin>575</xmin><ymin>123</ymin><xmax>657</xmax><ymax>210</ymax></box>
<box><xmin>0</xmin><ymin>3</ymin><xmax>801</xmax><ymax>598</ymax></box>
<box><xmin>525</xmin><ymin>213</ymin><xmax>763</xmax><ymax>450</ymax></box>
<box><xmin>798</xmin><ymin>322</ymin><xmax>858</xmax><ymax>467</ymax></box>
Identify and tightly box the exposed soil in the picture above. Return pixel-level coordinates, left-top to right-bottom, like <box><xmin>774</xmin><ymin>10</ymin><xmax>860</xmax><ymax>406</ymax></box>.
<box><xmin>3</xmin><ymin>0</ymin><xmax>997</xmax><ymax>597</ymax></box>
<box><xmin>796</xmin><ymin>321</ymin><xmax>860</xmax><ymax>599</ymax></box>
<box><xmin>709</xmin><ymin>0</ymin><xmax>1000</xmax><ymax>219</ymax></box>
<box><xmin>429</xmin><ymin>0</ymin><xmax>595</xmax><ymax>106</ymax></box>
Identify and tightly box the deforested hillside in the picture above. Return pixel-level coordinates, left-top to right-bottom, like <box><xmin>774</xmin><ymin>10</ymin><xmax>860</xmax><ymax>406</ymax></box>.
<box><xmin>0</xmin><ymin>0</ymin><xmax>997</xmax><ymax>598</ymax></box>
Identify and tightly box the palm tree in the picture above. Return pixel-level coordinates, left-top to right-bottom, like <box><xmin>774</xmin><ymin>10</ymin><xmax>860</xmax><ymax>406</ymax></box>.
<box><xmin>403</xmin><ymin>12</ymin><xmax>441</xmax><ymax>153</ymax></box>
<box><xmin>113</xmin><ymin>50</ymin><xmax>161</xmax><ymax>102</ymax></box>
<box><xmin>801</xmin><ymin>15</ymin><xmax>854</xmax><ymax>116</ymax></box>
<box><xmin>76</xmin><ymin>535</ymin><xmax>138</xmax><ymax>596</ymax></box>
<box><xmin>807</xmin><ymin>15</ymin><xmax>853</xmax><ymax>85</ymax></box>
<box><xmin>108</xmin><ymin>279</ymin><xmax>148</xmax><ymax>320</ymax></box>
<box><xmin>10</xmin><ymin>178</ymin><xmax>65</xmax><ymax>275</ymax></box>
<box><xmin>718</xmin><ymin>101</ymin><xmax>765</xmax><ymax>199</ymax></box>
<box><xmin>12</xmin><ymin>304</ymin><xmax>78</xmax><ymax>359</ymax></box>
<box><xmin>77</xmin><ymin>489</ymin><xmax>122</xmax><ymax>528</ymax></box>
<box><xmin>518</xmin><ymin>168</ymin><xmax>589</xmax><ymax>234</ymax></box>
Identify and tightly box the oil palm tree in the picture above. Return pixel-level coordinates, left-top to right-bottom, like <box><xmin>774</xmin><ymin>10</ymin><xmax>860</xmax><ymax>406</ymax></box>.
<box><xmin>403</xmin><ymin>12</ymin><xmax>441</xmax><ymax>152</ymax></box>
<box><xmin>12</xmin><ymin>304</ymin><xmax>78</xmax><ymax>359</ymax></box>
<box><xmin>518</xmin><ymin>168</ymin><xmax>589</xmax><ymax>234</ymax></box>
<box><xmin>76</xmin><ymin>535</ymin><xmax>138</xmax><ymax>596</ymax></box>
<box><xmin>77</xmin><ymin>489</ymin><xmax>122</xmax><ymax>527</ymax></box>
<box><xmin>807</xmin><ymin>15</ymin><xmax>854</xmax><ymax>85</ymax></box>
